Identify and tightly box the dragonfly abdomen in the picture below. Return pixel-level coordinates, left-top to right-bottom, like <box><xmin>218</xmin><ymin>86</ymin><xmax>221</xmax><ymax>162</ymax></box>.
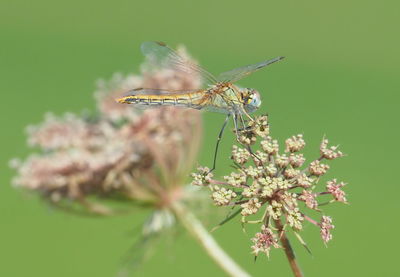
<box><xmin>117</xmin><ymin>93</ymin><xmax>204</xmax><ymax>109</ymax></box>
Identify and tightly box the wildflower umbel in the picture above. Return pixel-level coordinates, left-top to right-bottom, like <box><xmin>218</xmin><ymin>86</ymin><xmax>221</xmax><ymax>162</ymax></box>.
<box><xmin>192</xmin><ymin>115</ymin><xmax>347</xmax><ymax>258</ymax></box>
<box><xmin>11</xmin><ymin>46</ymin><xmax>203</xmax><ymax>214</ymax></box>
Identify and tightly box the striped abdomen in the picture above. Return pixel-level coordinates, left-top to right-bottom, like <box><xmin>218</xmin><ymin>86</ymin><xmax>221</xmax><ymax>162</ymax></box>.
<box><xmin>117</xmin><ymin>91</ymin><xmax>208</xmax><ymax>110</ymax></box>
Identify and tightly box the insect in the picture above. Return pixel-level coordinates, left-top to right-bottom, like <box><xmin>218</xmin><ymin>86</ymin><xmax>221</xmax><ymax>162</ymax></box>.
<box><xmin>117</xmin><ymin>41</ymin><xmax>284</xmax><ymax>171</ymax></box>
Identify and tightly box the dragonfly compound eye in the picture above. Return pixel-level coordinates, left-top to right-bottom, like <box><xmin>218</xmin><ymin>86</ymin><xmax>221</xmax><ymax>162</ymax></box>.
<box><xmin>244</xmin><ymin>89</ymin><xmax>262</xmax><ymax>113</ymax></box>
<box><xmin>250</xmin><ymin>90</ymin><xmax>261</xmax><ymax>108</ymax></box>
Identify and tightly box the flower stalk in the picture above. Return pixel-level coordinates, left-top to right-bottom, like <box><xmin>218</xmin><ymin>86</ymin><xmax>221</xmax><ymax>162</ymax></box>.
<box><xmin>171</xmin><ymin>201</ymin><xmax>250</xmax><ymax>277</ymax></box>
<box><xmin>275</xmin><ymin>218</ymin><xmax>303</xmax><ymax>277</ymax></box>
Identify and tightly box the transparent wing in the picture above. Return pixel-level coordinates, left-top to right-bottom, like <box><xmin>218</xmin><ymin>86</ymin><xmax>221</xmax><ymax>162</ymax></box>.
<box><xmin>123</xmin><ymin>87</ymin><xmax>203</xmax><ymax>96</ymax></box>
<box><xmin>141</xmin><ymin>41</ymin><xmax>218</xmax><ymax>85</ymax></box>
<box><xmin>217</xmin><ymin>56</ymin><xmax>285</xmax><ymax>83</ymax></box>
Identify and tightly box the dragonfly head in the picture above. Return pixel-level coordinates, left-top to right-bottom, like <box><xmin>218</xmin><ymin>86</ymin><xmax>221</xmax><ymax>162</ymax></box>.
<box><xmin>243</xmin><ymin>88</ymin><xmax>261</xmax><ymax>113</ymax></box>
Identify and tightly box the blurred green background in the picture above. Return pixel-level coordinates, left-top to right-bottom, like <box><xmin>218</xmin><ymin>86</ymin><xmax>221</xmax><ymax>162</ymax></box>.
<box><xmin>1</xmin><ymin>0</ymin><xmax>399</xmax><ymax>276</ymax></box>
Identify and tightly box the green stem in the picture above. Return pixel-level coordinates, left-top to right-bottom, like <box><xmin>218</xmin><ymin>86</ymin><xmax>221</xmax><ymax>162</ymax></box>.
<box><xmin>171</xmin><ymin>202</ymin><xmax>251</xmax><ymax>277</ymax></box>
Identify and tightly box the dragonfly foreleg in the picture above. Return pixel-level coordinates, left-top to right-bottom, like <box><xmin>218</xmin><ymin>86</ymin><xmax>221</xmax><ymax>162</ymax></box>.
<box><xmin>233</xmin><ymin>114</ymin><xmax>240</xmax><ymax>141</ymax></box>
<box><xmin>210</xmin><ymin>114</ymin><xmax>231</xmax><ymax>172</ymax></box>
<box><xmin>242</xmin><ymin>108</ymin><xmax>255</xmax><ymax>122</ymax></box>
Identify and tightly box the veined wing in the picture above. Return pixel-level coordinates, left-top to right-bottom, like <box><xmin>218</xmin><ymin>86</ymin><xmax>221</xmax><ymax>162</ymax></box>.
<box><xmin>117</xmin><ymin>87</ymin><xmax>213</xmax><ymax>110</ymax></box>
<box><xmin>141</xmin><ymin>41</ymin><xmax>218</xmax><ymax>86</ymax></box>
<box><xmin>217</xmin><ymin>56</ymin><xmax>285</xmax><ymax>83</ymax></box>
<box><xmin>122</xmin><ymin>87</ymin><xmax>202</xmax><ymax>96</ymax></box>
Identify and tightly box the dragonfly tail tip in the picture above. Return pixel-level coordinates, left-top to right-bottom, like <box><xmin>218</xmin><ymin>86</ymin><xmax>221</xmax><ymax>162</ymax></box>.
<box><xmin>116</xmin><ymin>97</ymin><xmax>128</xmax><ymax>104</ymax></box>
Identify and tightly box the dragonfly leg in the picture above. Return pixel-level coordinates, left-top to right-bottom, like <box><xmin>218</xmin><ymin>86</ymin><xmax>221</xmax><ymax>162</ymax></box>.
<box><xmin>233</xmin><ymin>114</ymin><xmax>240</xmax><ymax>141</ymax></box>
<box><xmin>242</xmin><ymin>109</ymin><xmax>255</xmax><ymax>122</ymax></box>
<box><xmin>238</xmin><ymin>112</ymin><xmax>247</xmax><ymax>130</ymax></box>
<box><xmin>210</xmin><ymin>114</ymin><xmax>231</xmax><ymax>172</ymax></box>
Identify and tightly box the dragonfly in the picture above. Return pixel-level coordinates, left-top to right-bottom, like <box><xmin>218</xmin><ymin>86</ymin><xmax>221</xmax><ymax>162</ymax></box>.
<box><xmin>117</xmin><ymin>41</ymin><xmax>284</xmax><ymax>171</ymax></box>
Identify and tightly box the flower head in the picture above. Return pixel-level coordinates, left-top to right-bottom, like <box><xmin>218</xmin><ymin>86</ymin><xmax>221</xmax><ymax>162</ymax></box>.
<box><xmin>191</xmin><ymin>115</ymin><xmax>347</xmax><ymax>257</ymax></box>
<box><xmin>320</xmin><ymin>137</ymin><xmax>344</xmax><ymax>160</ymax></box>
<box><xmin>326</xmin><ymin>179</ymin><xmax>347</xmax><ymax>203</ymax></box>
<box><xmin>285</xmin><ymin>134</ymin><xmax>305</xmax><ymax>153</ymax></box>
<box><xmin>320</xmin><ymin>216</ymin><xmax>335</xmax><ymax>244</ymax></box>
<box><xmin>231</xmin><ymin>145</ymin><xmax>251</xmax><ymax>165</ymax></box>
<box><xmin>251</xmin><ymin>225</ymin><xmax>280</xmax><ymax>257</ymax></box>
<box><xmin>191</xmin><ymin>167</ymin><xmax>213</xmax><ymax>187</ymax></box>
<box><xmin>261</xmin><ymin>137</ymin><xmax>279</xmax><ymax>155</ymax></box>
<box><xmin>11</xmin><ymin>47</ymin><xmax>203</xmax><ymax>215</ymax></box>
<box><xmin>309</xmin><ymin>160</ymin><xmax>330</xmax><ymax>176</ymax></box>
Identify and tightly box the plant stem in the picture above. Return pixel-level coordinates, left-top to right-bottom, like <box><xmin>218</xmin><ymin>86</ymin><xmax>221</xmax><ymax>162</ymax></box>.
<box><xmin>171</xmin><ymin>202</ymin><xmax>250</xmax><ymax>277</ymax></box>
<box><xmin>275</xmin><ymin>219</ymin><xmax>303</xmax><ymax>277</ymax></box>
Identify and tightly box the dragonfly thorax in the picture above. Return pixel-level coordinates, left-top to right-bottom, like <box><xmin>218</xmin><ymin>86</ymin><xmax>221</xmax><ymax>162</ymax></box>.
<box><xmin>243</xmin><ymin>88</ymin><xmax>261</xmax><ymax>113</ymax></box>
